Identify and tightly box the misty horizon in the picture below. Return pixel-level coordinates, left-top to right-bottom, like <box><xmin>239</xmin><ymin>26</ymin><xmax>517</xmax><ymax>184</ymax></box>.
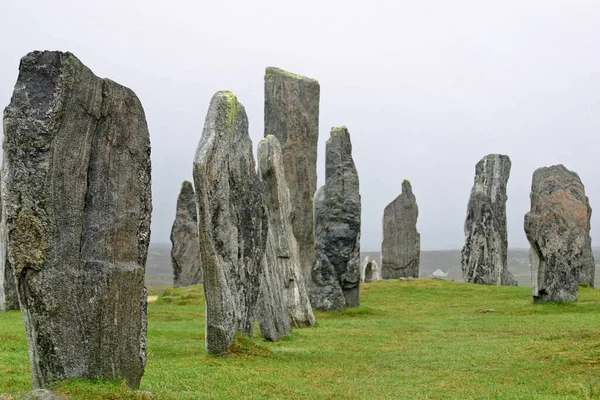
<box><xmin>1</xmin><ymin>0</ymin><xmax>599</xmax><ymax>252</ymax></box>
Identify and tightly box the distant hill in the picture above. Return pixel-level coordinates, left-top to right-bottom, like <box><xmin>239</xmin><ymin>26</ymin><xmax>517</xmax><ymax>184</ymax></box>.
<box><xmin>147</xmin><ymin>243</ymin><xmax>600</xmax><ymax>287</ymax></box>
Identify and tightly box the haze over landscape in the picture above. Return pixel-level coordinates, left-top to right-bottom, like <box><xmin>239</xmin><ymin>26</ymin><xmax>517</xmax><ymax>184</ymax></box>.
<box><xmin>1</xmin><ymin>0</ymin><xmax>598</xmax><ymax>251</ymax></box>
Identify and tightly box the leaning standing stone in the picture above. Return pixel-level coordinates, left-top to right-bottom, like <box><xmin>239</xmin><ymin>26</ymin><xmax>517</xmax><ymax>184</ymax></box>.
<box><xmin>309</xmin><ymin>127</ymin><xmax>361</xmax><ymax>310</ymax></box>
<box><xmin>461</xmin><ymin>154</ymin><xmax>517</xmax><ymax>286</ymax></box>
<box><xmin>264</xmin><ymin>67</ymin><xmax>320</xmax><ymax>281</ymax></box>
<box><xmin>256</xmin><ymin>135</ymin><xmax>315</xmax><ymax>341</ymax></box>
<box><xmin>193</xmin><ymin>90</ymin><xmax>268</xmax><ymax>354</ymax></box>
<box><xmin>170</xmin><ymin>181</ymin><xmax>202</xmax><ymax>287</ymax></box>
<box><xmin>525</xmin><ymin>165</ymin><xmax>594</xmax><ymax>302</ymax></box>
<box><xmin>0</xmin><ymin>175</ymin><xmax>18</xmax><ymax>312</ymax></box>
<box><xmin>381</xmin><ymin>180</ymin><xmax>420</xmax><ymax>279</ymax></box>
<box><xmin>3</xmin><ymin>51</ymin><xmax>151</xmax><ymax>388</ymax></box>
<box><xmin>362</xmin><ymin>256</ymin><xmax>381</xmax><ymax>283</ymax></box>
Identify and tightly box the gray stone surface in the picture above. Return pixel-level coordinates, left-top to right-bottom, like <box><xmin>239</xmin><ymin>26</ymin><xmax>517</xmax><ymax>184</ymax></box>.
<box><xmin>256</xmin><ymin>135</ymin><xmax>315</xmax><ymax>340</ymax></box>
<box><xmin>170</xmin><ymin>181</ymin><xmax>202</xmax><ymax>287</ymax></box>
<box><xmin>0</xmin><ymin>175</ymin><xmax>18</xmax><ymax>312</ymax></box>
<box><xmin>193</xmin><ymin>90</ymin><xmax>268</xmax><ymax>354</ymax></box>
<box><xmin>524</xmin><ymin>164</ymin><xmax>594</xmax><ymax>302</ymax></box>
<box><xmin>362</xmin><ymin>256</ymin><xmax>381</xmax><ymax>283</ymax></box>
<box><xmin>3</xmin><ymin>51</ymin><xmax>151</xmax><ymax>388</ymax></box>
<box><xmin>309</xmin><ymin>127</ymin><xmax>361</xmax><ymax>310</ymax></box>
<box><xmin>264</xmin><ymin>67</ymin><xmax>320</xmax><ymax>282</ymax></box>
<box><xmin>20</xmin><ymin>389</ymin><xmax>66</xmax><ymax>400</ymax></box>
<box><xmin>461</xmin><ymin>154</ymin><xmax>517</xmax><ymax>286</ymax></box>
<box><xmin>381</xmin><ymin>180</ymin><xmax>420</xmax><ymax>279</ymax></box>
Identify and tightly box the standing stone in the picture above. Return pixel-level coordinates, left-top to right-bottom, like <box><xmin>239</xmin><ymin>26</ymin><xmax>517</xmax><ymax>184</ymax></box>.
<box><xmin>461</xmin><ymin>154</ymin><xmax>517</xmax><ymax>286</ymax></box>
<box><xmin>170</xmin><ymin>181</ymin><xmax>202</xmax><ymax>287</ymax></box>
<box><xmin>2</xmin><ymin>51</ymin><xmax>151</xmax><ymax>388</ymax></box>
<box><xmin>309</xmin><ymin>127</ymin><xmax>361</xmax><ymax>310</ymax></box>
<box><xmin>193</xmin><ymin>90</ymin><xmax>268</xmax><ymax>354</ymax></box>
<box><xmin>0</xmin><ymin>175</ymin><xmax>19</xmax><ymax>312</ymax></box>
<box><xmin>362</xmin><ymin>256</ymin><xmax>381</xmax><ymax>283</ymax></box>
<box><xmin>381</xmin><ymin>180</ymin><xmax>420</xmax><ymax>279</ymax></box>
<box><xmin>256</xmin><ymin>135</ymin><xmax>315</xmax><ymax>341</ymax></box>
<box><xmin>524</xmin><ymin>165</ymin><xmax>594</xmax><ymax>302</ymax></box>
<box><xmin>264</xmin><ymin>67</ymin><xmax>320</xmax><ymax>282</ymax></box>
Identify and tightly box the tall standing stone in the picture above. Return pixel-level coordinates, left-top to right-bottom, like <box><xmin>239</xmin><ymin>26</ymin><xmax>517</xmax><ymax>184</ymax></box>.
<box><xmin>362</xmin><ymin>256</ymin><xmax>381</xmax><ymax>283</ymax></box>
<box><xmin>170</xmin><ymin>181</ymin><xmax>202</xmax><ymax>287</ymax></box>
<box><xmin>264</xmin><ymin>67</ymin><xmax>320</xmax><ymax>281</ymax></box>
<box><xmin>309</xmin><ymin>127</ymin><xmax>361</xmax><ymax>310</ymax></box>
<box><xmin>524</xmin><ymin>165</ymin><xmax>594</xmax><ymax>302</ymax></box>
<box><xmin>193</xmin><ymin>90</ymin><xmax>268</xmax><ymax>354</ymax></box>
<box><xmin>461</xmin><ymin>154</ymin><xmax>517</xmax><ymax>286</ymax></box>
<box><xmin>0</xmin><ymin>175</ymin><xmax>19</xmax><ymax>312</ymax></box>
<box><xmin>3</xmin><ymin>51</ymin><xmax>151</xmax><ymax>388</ymax></box>
<box><xmin>256</xmin><ymin>135</ymin><xmax>315</xmax><ymax>341</ymax></box>
<box><xmin>381</xmin><ymin>180</ymin><xmax>420</xmax><ymax>279</ymax></box>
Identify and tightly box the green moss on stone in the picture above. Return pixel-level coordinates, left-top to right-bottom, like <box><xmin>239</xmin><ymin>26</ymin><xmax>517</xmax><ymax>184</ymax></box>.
<box><xmin>265</xmin><ymin>66</ymin><xmax>319</xmax><ymax>84</ymax></box>
<box><xmin>218</xmin><ymin>90</ymin><xmax>239</xmax><ymax>133</ymax></box>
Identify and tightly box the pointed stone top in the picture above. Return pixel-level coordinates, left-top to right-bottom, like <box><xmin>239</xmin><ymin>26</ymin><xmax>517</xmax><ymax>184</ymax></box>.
<box><xmin>265</xmin><ymin>66</ymin><xmax>319</xmax><ymax>84</ymax></box>
<box><xmin>326</xmin><ymin>126</ymin><xmax>352</xmax><ymax>150</ymax></box>
<box><xmin>402</xmin><ymin>179</ymin><xmax>413</xmax><ymax>195</ymax></box>
<box><xmin>180</xmin><ymin>180</ymin><xmax>193</xmax><ymax>192</ymax></box>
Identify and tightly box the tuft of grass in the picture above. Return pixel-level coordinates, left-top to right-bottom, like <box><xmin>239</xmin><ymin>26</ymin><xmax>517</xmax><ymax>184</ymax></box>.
<box><xmin>48</xmin><ymin>379</ymin><xmax>154</xmax><ymax>400</ymax></box>
<box><xmin>224</xmin><ymin>331</ymin><xmax>273</xmax><ymax>358</ymax></box>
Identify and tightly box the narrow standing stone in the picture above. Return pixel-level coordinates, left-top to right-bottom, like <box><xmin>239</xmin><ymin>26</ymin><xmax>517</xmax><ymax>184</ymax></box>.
<box><xmin>264</xmin><ymin>67</ymin><xmax>320</xmax><ymax>282</ymax></box>
<box><xmin>461</xmin><ymin>154</ymin><xmax>517</xmax><ymax>286</ymax></box>
<box><xmin>0</xmin><ymin>174</ymin><xmax>19</xmax><ymax>312</ymax></box>
<box><xmin>256</xmin><ymin>135</ymin><xmax>315</xmax><ymax>341</ymax></box>
<box><xmin>3</xmin><ymin>51</ymin><xmax>151</xmax><ymax>388</ymax></box>
<box><xmin>525</xmin><ymin>165</ymin><xmax>594</xmax><ymax>302</ymax></box>
<box><xmin>381</xmin><ymin>180</ymin><xmax>420</xmax><ymax>279</ymax></box>
<box><xmin>170</xmin><ymin>181</ymin><xmax>202</xmax><ymax>287</ymax></box>
<box><xmin>362</xmin><ymin>256</ymin><xmax>381</xmax><ymax>283</ymax></box>
<box><xmin>309</xmin><ymin>127</ymin><xmax>361</xmax><ymax>310</ymax></box>
<box><xmin>193</xmin><ymin>90</ymin><xmax>268</xmax><ymax>354</ymax></box>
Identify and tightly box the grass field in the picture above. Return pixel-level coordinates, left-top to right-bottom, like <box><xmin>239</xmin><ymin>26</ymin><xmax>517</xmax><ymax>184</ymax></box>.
<box><xmin>1</xmin><ymin>279</ymin><xmax>599</xmax><ymax>399</ymax></box>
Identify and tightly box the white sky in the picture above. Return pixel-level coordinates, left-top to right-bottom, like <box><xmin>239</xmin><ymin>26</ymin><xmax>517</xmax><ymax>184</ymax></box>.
<box><xmin>1</xmin><ymin>0</ymin><xmax>599</xmax><ymax>250</ymax></box>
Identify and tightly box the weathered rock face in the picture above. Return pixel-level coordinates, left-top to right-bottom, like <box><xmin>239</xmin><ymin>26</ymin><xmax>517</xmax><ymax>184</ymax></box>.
<box><xmin>362</xmin><ymin>256</ymin><xmax>381</xmax><ymax>283</ymax></box>
<box><xmin>3</xmin><ymin>51</ymin><xmax>151</xmax><ymax>388</ymax></box>
<box><xmin>170</xmin><ymin>181</ymin><xmax>202</xmax><ymax>287</ymax></box>
<box><xmin>525</xmin><ymin>165</ymin><xmax>594</xmax><ymax>302</ymax></box>
<box><xmin>264</xmin><ymin>67</ymin><xmax>320</xmax><ymax>282</ymax></box>
<box><xmin>0</xmin><ymin>175</ymin><xmax>19</xmax><ymax>312</ymax></box>
<box><xmin>193</xmin><ymin>90</ymin><xmax>268</xmax><ymax>354</ymax></box>
<box><xmin>381</xmin><ymin>180</ymin><xmax>421</xmax><ymax>279</ymax></box>
<box><xmin>309</xmin><ymin>127</ymin><xmax>361</xmax><ymax>310</ymax></box>
<box><xmin>381</xmin><ymin>180</ymin><xmax>420</xmax><ymax>279</ymax></box>
<box><xmin>461</xmin><ymin>154</ymin><xmax>517</xmax><ymax>286</ymax></box>
<box><xmin>256</xmin><ymin>135</ymin><xmax>315</xmax><ymax>341</ymax></box>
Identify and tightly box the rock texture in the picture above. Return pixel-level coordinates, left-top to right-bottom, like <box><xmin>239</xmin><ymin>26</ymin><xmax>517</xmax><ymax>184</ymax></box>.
<box><xmin>362</xmin><ymin>256</ymin><xmax>381</xmax><ymax>283</ymax></box>
<box><xmin>461</xmin><ymin>154</ymin><xmax>517</xmax><ymax>286</ymax></box>
<box><xmin>264</xmin><ymin>67</ymin><xmax>320</xmax><ymax>281</ymax></box>
<box><xmin>256</xmin><ymin>135</ymin><xmax>315</xmax><ymax>341</ymax></box>
<box><xmin>381</xmin><ymin>180</ymin><xmax>420</xmax><ymax>279</ymax></box>
<box><xmin>0</xmin><ymin>175</ymin><xmax>19</xmax><ymax>312</ymax></box>
<box><xmin>170</xmin><ymin>181</ymin><xmax>202</xmax><ymax>287</ymax></box>
<box><xmin>309</xmin><ymin>127</ymin><xmax>361</xmax><ymax>310</ymax></box>
<box><xmin>193</xmin><ymin>90</ymin><xmax>268</xmax><ymax>354</ymax></box>
<box><xmin>2</xmin><ymin>51</ymin><xmax>151</xmax><ymax>388</ymax></box>
<box><xmin>524</xmin><ymin>165</ymin><xmax>594</xmax><ymax>302</ymax></box>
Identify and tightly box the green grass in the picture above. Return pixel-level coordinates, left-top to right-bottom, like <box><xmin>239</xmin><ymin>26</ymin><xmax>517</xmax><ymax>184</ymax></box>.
<box><xmin>1</xmin><ymin>279</ymin><xmax>600</xmax><ymax>399</ymax></box>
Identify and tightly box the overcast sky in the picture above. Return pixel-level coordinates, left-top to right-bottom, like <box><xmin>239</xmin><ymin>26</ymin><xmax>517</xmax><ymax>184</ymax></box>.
<box><xmin>1</xmin><ymin>0</ymin><xmax>599</xmax><ymax>251</ymax></box>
